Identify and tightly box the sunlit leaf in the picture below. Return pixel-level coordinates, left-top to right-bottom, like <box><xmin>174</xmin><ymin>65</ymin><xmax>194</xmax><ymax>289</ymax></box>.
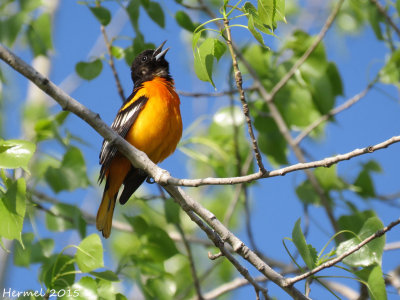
<box><xmin>75</xmin><ymin>59</ymin><xmax>103</xmax><ymax>80</ymax></box>
<box><xmin>291</xmin><ymin>218</ymin><xmax>317</xmax><ymax>269</ymax></box>
<box><xmin>75</xmin><ymin>234</ymin><xmax>104</xmax><ymax>273</ymax></box>
<box><xmin>0</xmin><ymin>139</ymin><xmax>35</xmax><ymax>170</ymax></box>
<box><xmin>89</xmin><ymin>6</ymin><xmax>111</xmax><ymax>26</ymax></box>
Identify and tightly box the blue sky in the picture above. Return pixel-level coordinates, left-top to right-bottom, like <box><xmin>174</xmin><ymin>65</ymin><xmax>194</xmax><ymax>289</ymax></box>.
<box><xmin>3</xmin><ymin>0</ymin><xmax>400</xmax><ymax>299</ymax></box>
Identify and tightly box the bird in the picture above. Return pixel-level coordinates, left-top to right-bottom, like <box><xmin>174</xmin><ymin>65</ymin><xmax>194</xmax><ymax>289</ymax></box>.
<box><xmin>96</xmin><ymin>41</ymin><xmax>182</xmax><ymax>238</ymax></box>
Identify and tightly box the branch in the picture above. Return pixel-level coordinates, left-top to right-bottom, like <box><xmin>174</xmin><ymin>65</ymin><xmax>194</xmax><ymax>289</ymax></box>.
<box><xmin>369</xmin><ymin>0</ymin><xmax>400</xmax><ymax>38</ymax></box>
<box><xmin>285</xmin><ymin>217</ymin><xmax>400</xmax><ymax>285</ymax></box>
<box><xmin>100</xmin><ymin>24</ymin><xmax>125</xmax><ymax>102</ymax></box>
<box><xmin>0</xmin><ymin>44</ymin><xmax>307</xmax><ymax>299</ymax></box>
<box><xmin>177</xmin><ymin>85</ymin><xmax>256</xmax><ymax>98</ymax></box>
<box><xmin>166</xmin><ymin>135</ymin><xmax>400</xmax><ymax>186</ymax></box>
<box><xmin>223</xmin><ymin>18</ymin><xmax>266</xmax><ymax>173</ymax></box>
<box><xmin>293</xmin><ymin>78</ymin><xmax>377</xmax><ymax>145</ymax></box>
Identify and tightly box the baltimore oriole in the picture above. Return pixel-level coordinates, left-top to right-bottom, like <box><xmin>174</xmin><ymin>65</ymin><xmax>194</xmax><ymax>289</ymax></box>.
<box><xmin>96</xmin><ymin>41</ymin><xmax>182</xmax><ymax>238</ymax></box>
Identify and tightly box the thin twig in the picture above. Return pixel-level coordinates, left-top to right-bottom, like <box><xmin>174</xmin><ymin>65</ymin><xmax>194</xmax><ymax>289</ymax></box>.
<box><xmin>166</xmin><ymin>135</ymin><xmax>400</xmax><ymax>187</ymax></box>
<box><xmin>177</xmin><ymin>85</ymin><xmax>257</xmax><ymax>98</ymax></box>
<box><xmin>294</xmin><ymin>78</ymin><xmax>377</xmax><ymax>145</ymax></box>
<box><xmin>369</xmin><ymin>0</ymin><xmax>400</xmax><ymax>38</ymax></box>
<box><xmin>285</xmin><ymin>217</ymin><xmax>400</xmax><ymax>285</ymax></box>
<box><xmin>100</xmin><ymin>25</ymin><xmax>125</xmax><ymax>102</ymax></box>
<box><xmin>223</xmin><ymin>18</ymin><xmax>266</xmax><ymax>174</ymax></box>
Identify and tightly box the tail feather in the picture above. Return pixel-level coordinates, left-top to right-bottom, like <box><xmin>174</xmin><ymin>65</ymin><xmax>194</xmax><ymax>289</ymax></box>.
<box><xmin>96</xmin><ymin>186</ymin><xmax>116</xmax><ymax>238</ymax></box>
<box><xmin>119</xmin><ymin>168</ymin><xmax>148</xmax><ymax>205</ymax></box>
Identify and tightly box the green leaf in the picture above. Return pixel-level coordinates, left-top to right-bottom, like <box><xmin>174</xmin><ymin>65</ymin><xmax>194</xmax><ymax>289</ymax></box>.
<box><xmin>257</xmin><ymin>0</ymin><xmax>286</xmax><ymax>30</ymax></box>
<box><xmin>45</xmin><ymin>146</ymin><xmax>90</xmax><ymax>193</ymax></box>
<box><xmin>248</xmin><ymin>15</ymin><xmax>264</xmax><ymax>45</ymax></box>
<box><xmin>45</xmin><ymin>203</ymin><xmax>86</xmax><ymax>237</ymax></box>
<box><xmin>111</xmin><ymin>46</ymin><xmax>125</xmax><ymax>59</ymax></box>
<box><xmin>338</xmin><ymin>210</ymin><xmax>376</xmax><ymax>241</ymax></box>
<box><xmin>0</xmin><ymin>178</ymin><xmax>26</xmax><ymax>245</ymax></box>
<box><xmin>291</xmin><ymin>219</ymin><xmax>317</xmax><ymax>269</ymax></box>
<box><xmin>75</xmin><ymin>59</ymin><xmax>103</xmax><ymax>80</ymax></box>
<box><xmin>380</xmin><ymin>49</ymin><xmax>400</xmax><ymax>87</ymax></box>
<box><xmin>193</xmin><ymin>38</ymin><xmax>227</xmax><ymax>87</ymax></box>
<box><xmin>69</xmin><ymin>276</ymin><xmax>97</xmax><ymax>300</ymax></box>
<box><xmin>124</xmin><ymin>215</ymin><xmax>149</xmax><ymax>236</ymax></box>
<box><xmin>255</xmin><ymin>117</ymin><xmax>288</xmax><ymax>166</ymax></box>
<box><xmin>90</xmin><ymin>270</ymin><xmax>120</xmax><ymax>282</ymax></box>
<box><xmin>164</xmin><ymin>198</ymin><xmax>180</xmax><ymax>225</ymax></box>
<box><xmin>0</xmin><ymin>12</ymin><xmax>26</xmax><ymax>46</ymax></box>
<box><xmin>89</xmin><ymin>6</ymin><xmax>111</xmax><ymax>26</ymax></box>
<box><xmin>353</xmin><ymin>161</ymin><xmax>381</xmax><ymax>199</ymax></box>
<box><xmin>26</xmin><ymin>13</ymin><xmax>53</xmax><ymax>57</ymax></box>
<box><xmin>13</xmin><ymin>233</ymin><xmax>34</xmax><ymax>267</ymax></box>
<box><xmin>31</xmin><ymin>238</ymin><xmax>54</xmax><ymax>263</ymax></box>
<box><xmin>0</xmin><ymin>139</ymin><xmax>35</xmax><ymax>170</ymax></box>
<box><xmin>144</xmin><ymin>276</ymin><xmax>176</xmax><ymax>300</ymax></box>
<box><xmin>42</xmin><ymin>254</ymin><xmax>75</xmax><ymax>290</ymax></box>
<box><xmin>75</xmin><ymin>234</ymin><xmax>104</xmax><ymax>273</ymax></box>
<box><xmin>175</xmin><ymin>10</ymin><xmax>196</xmax><ymax>32</ymax></box>
<box><xmin>126</xmin><ymin>0</ymin><xmax>140</xmax><ymax>29</ymax></box>
<box><xmin>356</xmin><ymin>265</ymin><xmax>387</xmax><ymax>300</ymax></box>
<box><xmin>314</xmin><ymin>165</ymin><xmax>346</xmax><ymax>191</ymax></box>
<box><xmin>141</xmin><ymin>226</ymin><xmax>179</xmax><ymax>262</ymax></box>
<box><xmin>143</xmin><ymin>1</ymin><xmax>165</xmax><ymax>28</ymax></box>
<box><xmin>296</xmin><ymin>180</ymin><xmax>320</xmax><ymax>205</ymax></box>
<box><xmin>337</xmin><ymin>217</ymin><xmax>385</xmax><ymax>267</ymax></box>
<box><xmin>367</xmin><ymin>3</ymin><xmax>383</xmax><ymax>40</ymax></box>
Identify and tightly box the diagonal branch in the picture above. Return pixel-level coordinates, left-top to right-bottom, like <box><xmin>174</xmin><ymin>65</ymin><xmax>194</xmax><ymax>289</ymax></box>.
<box><xmin>285</xmin><ymin>217</ymin><xmax>400</xmax><ymax>286</ymax></box>
<box><xmin>0</xmin><ymin>43</ymin><xmax>307</xmax><ymax>300</ymax></box>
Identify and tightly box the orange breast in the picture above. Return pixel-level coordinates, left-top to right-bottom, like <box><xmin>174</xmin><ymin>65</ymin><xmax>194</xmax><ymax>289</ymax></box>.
<box><xmin>126</xmin><ymin>77</ymin><xmax>182</xmax><ymax>163</ymax></box>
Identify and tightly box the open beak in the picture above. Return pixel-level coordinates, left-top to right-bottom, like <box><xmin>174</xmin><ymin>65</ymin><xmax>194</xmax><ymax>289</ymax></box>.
<box><xmin>153</xmin><ymin>40</ymin><xmax>169</xmax><ymax>61</ymax></box>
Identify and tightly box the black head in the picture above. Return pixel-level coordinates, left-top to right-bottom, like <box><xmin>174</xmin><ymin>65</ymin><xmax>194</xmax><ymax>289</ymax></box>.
<box><xmin>130</xmin><ymin>41</ymin><xmax>171</xmax><ymax>87</ymax></box>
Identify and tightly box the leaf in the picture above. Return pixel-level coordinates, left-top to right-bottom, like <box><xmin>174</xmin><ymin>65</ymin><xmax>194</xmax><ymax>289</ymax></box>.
<box><xmin>111</xmin><ymin>46</ymin><xmax>125</xmax><ymax>59</ymax></box>
<box><xmin>175</xmin><ymin>11</ymin><xmax>196</xmax><ymax>32</ymax></box>
<box><xmin>0</xmin><ymin>139</ymin><xmax>35</xmax><ymax>170</ymax></box>
<box><xmin>144</xmin><ymin>276</ymin><xmax>177</xmax><ymax>300</ymax></box>
<box><xmin>367</xmin><ymin>3</ymin><xmax>384</xmax><ymax>40</ymax></box>
<box><xmin>13</xmin><ymin>233</ymin><xmax>34</xmax><ymax>267</ymax></box>
<box><xmin>255</xmin><ymin>117</ymin><xmax>288</xmax><ymax>166</ymax></box>
<box><xmin>314</xmin><ymin>165</ymin><xmax>346</xmax><ymax>191</ymax></box>
<box><xmin>31</xmin><ymin>238</ymin><xmax>54</xmax><ymax>263</ymax></box>
<box><xmin>0</xmin><ymin>178</ymin><xmax>26</xmax><ymax>245</ymax></box>
<box><xmin>70</xmin><ymin>276</ymin><xmax>97</xmax><ymax>300</ymax></box>
<box><xmin>45</xmin><ymin>203</ymin><xmax>86</xmax><ymax>237</ymax></box>
<box><xmin>75</xmin><ymin>59</ymin><xmax>103</xmax><ymax>80</ymax></box>
<box><xmin>143</xmin><ymin>1</ymin><xmax>164</xmax><ymax>28</ymax></box>
<box><xmin>124</xmin><ymin>215</ymin><xmax>149</xmax><ymax>236</ymax></box>
<box><xmin>90</xmin><ymin>270</ymin><xmax>120</xmax><ymax>282</ymax></box>
<box><xmin>337</xmin><ymin>217</ymin><xmax>385</xmax><ymax>267</ymax></box>
<box><xmin>296</xmin><ymin>180</ymin><xmax>320</xmax><ymax>205</ymax></box>
<box><xmin>338</xmin><ymin>210</ymin><xmax>376</xmax><ymax>240</ymax></box>
<box><xmin>89</xmin><ymin>6</ymin><xmax>111</xmax><ymax>26</ymax></box>
<box><xmin>380</xmin><ymin>49</ymin><xmax>400</xmax><ymax>87</ymax></box>
<box><xmin>141</xmin><ymin>226</ymin><xmax>179</xmax><ymax>262</ymax></box>
<box><xmin>257</xmin><ymin>0</ymin><xmax>286</xmax><ymax>30</ymax></box>
<box><xmin>26</xmin><ymin>13</ymin><xmax>53</xmax><ymax>57</ymax></box>
<box><xmin>193</xmin><ymin>38</ymin><xmax>227</xmax><ymax>87</ymax></box>
<box><xmin>164</xmin><ymin>198</ymin><xmax>180</xmax><ymax>225</ymax></box>
<box><xmin>75</xmin><ymin>234</ymin><xmax>104</xmax><ymax>273</ymax></box>
<box><xmin>42</xmin><ymin>254</ymin><xmax>75</xmax><ymax>290</ymax></box>
<box><xmin>356</xmin><ymin>265</ymin><xmax>387</xmax><ymax>300</ymax></box>
<box><xmin>126</xmin><ymin>0</ymin><xmax>140</xmax><ymax>29</ymax></box>
<box><xmin>248</xmin><ymin>15</ymin><xmax>264</xmax><ymax>45</ymax></box>
<box><xmin>353</xmin><ymin>161</ymin><xmax>381</xmax><ymax>199</ymax></box>
<box><xmin>45</xmin><ymin>146</ymin><xmax>90</xmax><ymax>193</ymax></box>
<box><xmin>292</xmin><ymin>219</ymin><xmax>317</xmax><ymax>269</ymax></box>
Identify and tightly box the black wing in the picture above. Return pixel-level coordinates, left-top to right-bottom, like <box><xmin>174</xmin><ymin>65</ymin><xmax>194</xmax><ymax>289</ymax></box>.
<box><xmin>98</xmin><ymin>94</ymin><xmax>148</xmax><ymax>183</ymax></box>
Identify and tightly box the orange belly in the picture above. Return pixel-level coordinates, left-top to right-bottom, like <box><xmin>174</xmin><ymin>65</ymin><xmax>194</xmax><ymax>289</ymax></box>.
<box><xmin>125</xmin><ymin>77</ymin><xmax>182</xmax><ymax>163</ymax></box>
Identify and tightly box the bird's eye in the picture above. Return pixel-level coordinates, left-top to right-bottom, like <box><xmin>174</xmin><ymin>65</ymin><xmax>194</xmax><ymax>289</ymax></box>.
<box><xmin>141</xmin><ymin>56</ymin><xmax>148</xmax><ymax>62</ymax></box>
